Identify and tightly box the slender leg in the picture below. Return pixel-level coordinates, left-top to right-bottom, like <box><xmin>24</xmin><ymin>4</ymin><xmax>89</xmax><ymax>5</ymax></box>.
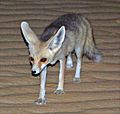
<box><xmin>55</xmin><ymin>59</ymin><xmax>65</xmax><ymax>94</ymax></box>
<box><xmin>73</xmin><ymin>48</ymin><xmax>82</xmax><ymax>83</ymax></box>
<box><xmin>35</xmin><ymin>67</ymin><xmax>47</xmax><ymax>105</ymax></box>
<box><xmin>73</xmin><ymin>58</ymin><xmax>81</xmax><ymax>83</ymax></box>
<box><xmin>66</xmin><ymin>54</ymin><xmax>73</xmax><ymax>69</ymax></box>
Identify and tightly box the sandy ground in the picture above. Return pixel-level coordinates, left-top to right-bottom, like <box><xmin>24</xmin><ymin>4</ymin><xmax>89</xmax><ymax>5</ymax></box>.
<box><xmin>0</xmin><ymin>0</ymin><xmax>120</xmax><ymax>114</ymax></box>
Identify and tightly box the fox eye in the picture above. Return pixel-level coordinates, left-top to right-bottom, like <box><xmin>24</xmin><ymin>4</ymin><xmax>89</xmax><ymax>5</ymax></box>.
<box><xmin>29</xmin><ymin>57</ymin><xmax>34</xmax><ymax>62</ymax></box>
<box><xmin>40</xmin><ymin>58</ymin><xmax>47</xmax><ymax>62</ymax></box>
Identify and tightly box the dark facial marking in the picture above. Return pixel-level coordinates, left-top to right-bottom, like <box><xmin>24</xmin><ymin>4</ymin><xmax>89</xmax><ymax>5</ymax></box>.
<box><xmin>29</xmin><ymin>57</ymin><xmax>34</xmax><ymax>64</ymax></box>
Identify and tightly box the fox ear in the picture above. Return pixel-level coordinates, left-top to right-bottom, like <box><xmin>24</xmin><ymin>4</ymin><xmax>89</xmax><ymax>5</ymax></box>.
<box><xmin>21</xmin><ymin>21</ymin><xmax>39</xmax><ymax>45</ymax></box>
<box><xmin>47</xmin><ymin>26</ymin><xmax>65</xmax><ymax>53</ymax></box>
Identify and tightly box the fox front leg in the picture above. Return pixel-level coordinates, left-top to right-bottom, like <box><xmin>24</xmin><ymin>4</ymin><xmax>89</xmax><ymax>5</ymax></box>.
<box><xmin>66</xmin><ymin>54</ymin><xmax>73</xmax><ymax>69</ymax></box>
<box><xmin>35</xmin><ymin>67</ymin><xmax>47</xmax><ymax>105</ymax></box>
<box><xmin>54</xmin><ymin>59</ymin><xmax>65</xmax><ymax>94</ymax></box>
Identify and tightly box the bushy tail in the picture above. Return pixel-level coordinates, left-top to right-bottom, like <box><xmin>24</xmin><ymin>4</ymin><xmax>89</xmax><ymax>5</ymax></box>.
<box><xmin>84</xmin><ymin>29</ymin><xmax>102</xmax><ymax>63</ymax></box>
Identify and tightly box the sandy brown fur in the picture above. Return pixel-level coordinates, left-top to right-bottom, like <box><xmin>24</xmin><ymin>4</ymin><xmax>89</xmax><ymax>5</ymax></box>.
<box><xmin>41</xmin><ymin>13</ymin><xmax>102</xmax><ymax>62</ymax></box>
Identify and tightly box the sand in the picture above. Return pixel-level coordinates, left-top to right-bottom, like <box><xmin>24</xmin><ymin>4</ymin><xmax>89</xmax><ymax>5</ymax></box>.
<box><xmin>0</xmin><ymin>0</ymin><xmax>120</xmax><ymax>114</ymax></box>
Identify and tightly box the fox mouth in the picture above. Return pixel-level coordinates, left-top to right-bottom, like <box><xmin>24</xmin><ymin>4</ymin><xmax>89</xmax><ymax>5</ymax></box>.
<box><xmin>32</xmin><ymin>71</ymin><xmax>40</xmax><ymax>77</ymax></box>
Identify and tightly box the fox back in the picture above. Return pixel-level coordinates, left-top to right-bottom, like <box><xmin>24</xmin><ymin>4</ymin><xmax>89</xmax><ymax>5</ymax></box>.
<box><xmin>40</xmin><ymin>13</ymin><xmax>102</xmax><ymax>63</ymax></box>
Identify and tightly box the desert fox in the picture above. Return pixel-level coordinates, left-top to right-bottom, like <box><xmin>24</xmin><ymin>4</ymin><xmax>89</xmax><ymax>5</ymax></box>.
<box><xmin>21</xmin><ymin>13</ymin><xmax>102</xmax><ymax>105</ymax></box>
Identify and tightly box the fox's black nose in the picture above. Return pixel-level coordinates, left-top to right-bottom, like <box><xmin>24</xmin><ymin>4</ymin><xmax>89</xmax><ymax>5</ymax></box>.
<box><xmin>32</xmin><ymin>71</ymin><xmax>40</xmax><ymax>77</ymax></box>
<box><xmin>32</xmin><ymin>70</ymin><xmax>36</xmax><ymax>74</ymax></box>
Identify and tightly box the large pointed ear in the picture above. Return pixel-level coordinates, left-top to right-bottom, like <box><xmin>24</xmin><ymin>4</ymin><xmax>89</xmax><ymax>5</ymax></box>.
<box><xmin>47</xmin><ymin>26</ymin><xmax>65</xmax><ymax>53</ymax></box>
<box><xmin>21</xmin><ymin>21</ymin><xmax>39</xmax><ymax>45</ymax></box>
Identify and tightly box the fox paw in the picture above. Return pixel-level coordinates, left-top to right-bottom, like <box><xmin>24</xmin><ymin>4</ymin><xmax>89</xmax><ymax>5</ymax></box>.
<box><xmin>54</xmin><ymin>89</ymin><xmax>64</xmax><ymax>95</ymax></box>
<box><xmin>34</xmin><ymin>98</ymin><xmax>46</xmax><ymax>105</ymax></box>
<box><xmin>66</xmin><ymin>63</ymin><xmax>73</xmax><ymax>69</ymax></box>
<box><xmin>73</xmin><ymin>77</ymin><xmax>81</xmax><ymax>83</ymax></box>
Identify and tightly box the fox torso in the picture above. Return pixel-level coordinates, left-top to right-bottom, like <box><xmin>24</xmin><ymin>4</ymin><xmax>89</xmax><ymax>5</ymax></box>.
<box><xmin>40</xmin><ymin>14</ymin><xmax>92</xmax><ymax>62</ymax></box>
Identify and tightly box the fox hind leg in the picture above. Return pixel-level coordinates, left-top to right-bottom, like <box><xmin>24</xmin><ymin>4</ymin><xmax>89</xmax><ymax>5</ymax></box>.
<box><xmin>66</xmin><ymin>54</ymin><xmax>73</xmax><ymax>69</ymax></box>
<box><xmin>73</xmin><ymin>48</ymin><xmax>82</xmax><ymax>83</ymax></box>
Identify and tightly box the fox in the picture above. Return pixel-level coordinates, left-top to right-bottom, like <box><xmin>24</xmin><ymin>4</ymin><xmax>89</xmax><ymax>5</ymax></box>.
<box><xmin>21</xmin><ymin>13</ymin><xmax>102</xmax><ymax>105</ymax></box>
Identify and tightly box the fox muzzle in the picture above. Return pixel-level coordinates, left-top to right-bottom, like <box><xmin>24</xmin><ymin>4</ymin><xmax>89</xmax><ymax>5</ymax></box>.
<box><xmin>32</xmin><ymin>70</ymin><xmax>40</xmax><ymax>77</ymax></box>
<box><xmin>31</xmin><ymin>64</ymin><xmax>47</xmax><ymax>77</ymax></box>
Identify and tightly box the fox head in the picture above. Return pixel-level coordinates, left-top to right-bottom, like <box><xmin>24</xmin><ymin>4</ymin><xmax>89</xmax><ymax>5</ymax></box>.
<box><xmin>21</xmin><ymin>21</ymin><xmax>65</xmax><ymax>76</ymax></box>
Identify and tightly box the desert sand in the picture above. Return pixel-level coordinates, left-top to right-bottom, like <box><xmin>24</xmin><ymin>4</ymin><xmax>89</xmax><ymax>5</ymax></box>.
<box><xmin>0</xmin><ymin>0</ymin><xmax>120</xmax><ymax>114</ymax></box>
